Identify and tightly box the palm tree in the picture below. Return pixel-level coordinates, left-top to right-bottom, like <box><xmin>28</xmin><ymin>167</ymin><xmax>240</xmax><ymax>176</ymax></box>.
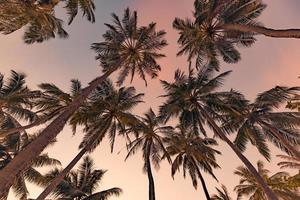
<box><xmin>0</xmin><ymin>0</ymin><xmax>95</xmax><ymax>43</ymax></box>
<box><xmin>125</xmin><ymin>108</ymin><xmax>172</xmax><ymax>200</ymax></box>
<box><xmin>0</xmin><ymin>8</ymin><xmax>167</xmax><ymax>195</ymax></box>
<box><xmin>173</xmin><ymin>0</ymin><xmax>300</xmax><ymax>70</ymax></box>
<box><xmin>36</xmin><ymin>80</ymin><xmax>143</xmax><ymax>200</ymax></box>
<box><xmin>0</xmin><ymin>132</ymin><xmax>60</xmax><ymax>199</ymax></box>
<box><xmin>42</xmin><ymin>156</ymin><xmax>122</xmax><ymax>200</ymax></box>
<box><xmin>211</xmin><ymin>185</ymin><xmax>235</xmax><ymax>200</ymax></box>
<box><xmin>0</xmin><ymin>79</ymin><xmax>82</xmax><ymax>138</ymax></box>
<box><xmin>159</xmin><ymin>66</ymin><xmax>279</xmax><ymax>200</ymax></box>
<box><xmin>164</xmin><ymin>124</ymin><xmax>221</xmax><ymax>200</ymax></box>
<box><xmin>222</xmin><ymin>86</ymin><xmax>300</xmax><ymax>160</ymax></box>
<box><xmin>0</xmin><ymin>70</ymin><xmax>39</xmax><ymax>137</ymax></box>
<box><xmin>234</xmin><ymin>161</ymin><xmax>300</xmax><ymax>200</ymax></box>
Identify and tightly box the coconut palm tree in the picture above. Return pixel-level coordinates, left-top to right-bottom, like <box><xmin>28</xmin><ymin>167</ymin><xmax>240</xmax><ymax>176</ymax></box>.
<box><xmin>159</xmin><ymin>66</ymin><xmax>279</xmax><ymax>200</ymax></box>
<box><xmin>0</xmin><ymin>0</ymin><xmax>95</xmax><ymax>43</ymax></box>
<box><xmin>234</xmin><ymin>161</ymin><xmax>300</xmax><ymax>200</ymax></box>
<box><xmin>0</xmin><ymin>132</ymin><xmax>60</xmax><ymax>199</ymax></box>
<box><xmin>211</xmin><ymin>185</ymin><xmax>235</xmax><ymax>200</ymax></box>
<box><xmin>36</xmin><ymin>80</ymin><xmax>143</xmax><ymax>200</ymax></box>
<box><xmin>125</xmin><ymin>108</ymin><xmax>172</xmax><ymax>200</ymax></box>
<box><xmin>0</xmin><ymin>9</ymin><xmax>167</xmax><ymax>195</ymax></box>
<box><xmin>173</xmin><ymin>0</ymin><xmax>300</xmax><ymax>70</ymax></box>
<box><xmin>0</xmin><ymin>79</ymin><xmax>82</xmax><ymax>138</ymax></box>
<box><xmin>0</xmin><ymin>70</ymin><xmax>39</xmax><ymax>137</ymax></box>
<box><xmin>222</xmin><ymin>86</ymin><xmax>300</xmax><ymax>160</ymax></box>
<box><xmin>42</xmin><ymin>156</ymin><xmax>122</xmax><ymax>200</ymax></box>
<box><xmin>164</xmin><ymin>124</ymin><xmax>221</xmax><ymax>200</ymax></box>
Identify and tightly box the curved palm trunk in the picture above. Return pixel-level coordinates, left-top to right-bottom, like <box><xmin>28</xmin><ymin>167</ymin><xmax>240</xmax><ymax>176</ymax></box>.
<box><xmin>221</xmin><ymin>24</ymin><xmax>300</xmax><ymax>39</ymax></box>
<box><xmin>36</xmin><ymin>146</ymin><xmax>88</xmax><ymax>200</ymax></box>
<box><xmin>0</xmin><ymin>67</ymin><xmax>117</xmax><ymax>198</ymax></box>
<box><xmin>146</xmin><ymin>143</ymin><xmax>155</xmax><ymax>200</ymax></box>
<box><xmin>258</xmin><ymin>120</ymin><xmax>300</xmax><ymax>160</ymax></box>
<box><xmin>198</xmin><ymin>107</ymin><xmax>279</xmax><ymax>200</ymax></box>
<box><xmin>195</xmin><ymin>167</ymin><xmax>211</xmax><ymax>200</ymax></box>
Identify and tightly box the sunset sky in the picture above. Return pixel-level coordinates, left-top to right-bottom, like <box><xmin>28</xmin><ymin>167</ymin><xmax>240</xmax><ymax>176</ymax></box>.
<box><xmin>1</xmin><ymin>0</ymin><xmax>300</xmax><ymax>199</ymax></box>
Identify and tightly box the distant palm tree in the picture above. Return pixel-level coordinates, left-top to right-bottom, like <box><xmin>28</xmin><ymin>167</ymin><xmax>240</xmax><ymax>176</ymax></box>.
<box><xmin>0</xmin><ymin>70</ymin><xmax>39</xmax><ymax>138</ymax></box>
<box><xmin>211</xmin><ymin>185</ymin><xmax>235</xmax><ymax>200</ymax></box>
<box><xmin>0</xmin><ymin>0</ymin><xmax>95</xmax><ymax>43</ymax></box>
<box><xmin>173</xmin><ymin>0</ymin><xmax>300</xmax><ymax>70</ymax></box>
<box><xmin>125</xmin><ymin>109</ymin><xmax>172</xmax><ymax>200</ymax></box>
<box><xmin>36</xmin><ymin>80</ymin><xmax>143</xmax><ymax>200</ymax></box>
<box><xmin>0</xmin><ymin>132</ymin><xmax>60</xmax><ymax>199</ymax></box>
<box><xmin>0</xmin><ymin>9</ymin><xmax>166</xmax><ymax>196</ymax></box>
<box><xmin>234</xmin><ymin>161</ymin><xmax>300</xmax><ymax>200</ymax></box>
<box><xmin>159</xmin><ymin>66</ymin><xmax>278</xmax><ymax>200</ymax></box>
<box><xmin>43</xmin><ymin>156</ymin><xmax>122</xmax><ymax>200</ymax></box>
<box><xmin>222</xmin><ymin>86</ymin><xmax>300</xmax><ymax>160</ymax></box>
<box><xmin>165</xmin><ymin>125</ymin><xmax>220</xmax><ymax>200</ymax></box>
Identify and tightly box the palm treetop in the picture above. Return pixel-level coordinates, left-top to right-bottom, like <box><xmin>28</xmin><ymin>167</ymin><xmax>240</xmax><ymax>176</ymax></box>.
<box><xmin>91</xmin><ymin>8</ymin><xmax>168</xmax><ymax>86</ymax></box>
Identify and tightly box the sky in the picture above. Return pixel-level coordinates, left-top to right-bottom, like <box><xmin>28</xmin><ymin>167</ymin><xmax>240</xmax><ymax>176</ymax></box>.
<box><xmin>1</xmin><ymin>0</ymin><xmax>300</xmax><ymax>199</ymax></box>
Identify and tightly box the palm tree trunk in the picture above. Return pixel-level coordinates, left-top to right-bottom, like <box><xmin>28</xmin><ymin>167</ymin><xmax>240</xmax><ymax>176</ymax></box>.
<box><xmin>36</xmin><ymin>146</ymin><xmax>88</xmax><ymax>200</ymax></box>
<box><xmin>146</xmin><ymin>144</ymin><xmax>155</xmax><ymax>200</ymax></box>
<box><xmin>221</xmin><ymin>24</ymin><xmax>300</xmax><ymax>39</ymax></box>
<box><xmin>258</xmin><ymin>120</ymin><xmax>300</xmax><ymax>160</ymax></box>
<box><xmin>0</xmin><ymin>67</ymin><xmax>117</xmax><ymax>198</ymax></box>
<box><xmin>198</xmin><ymin>107</ymin><xmax>279</xmax><ymax>200</ymax></box>
<box><xmin>195</xmin><ymin>166</ymin><xmax>211</xmax><ymax>200</ymax></box>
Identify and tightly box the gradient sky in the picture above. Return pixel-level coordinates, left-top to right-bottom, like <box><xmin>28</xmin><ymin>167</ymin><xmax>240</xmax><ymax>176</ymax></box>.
<box><xmin>1</xmin><ymin>0</ymin><xmax>300</xmax><ymax>199</ymax></box>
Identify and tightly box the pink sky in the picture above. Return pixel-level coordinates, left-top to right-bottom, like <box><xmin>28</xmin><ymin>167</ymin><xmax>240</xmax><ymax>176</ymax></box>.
<box><xmin>1</xmin><ymin>0</ymin><xmax>300</xmax><ymax>199</ymax></box>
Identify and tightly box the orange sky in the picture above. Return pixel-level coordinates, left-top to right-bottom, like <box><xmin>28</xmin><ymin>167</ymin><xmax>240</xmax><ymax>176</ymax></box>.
<box><xmin>1</xmin><ymin>0</ymin><xmax>300</xmax><ymax>199</ymax></box>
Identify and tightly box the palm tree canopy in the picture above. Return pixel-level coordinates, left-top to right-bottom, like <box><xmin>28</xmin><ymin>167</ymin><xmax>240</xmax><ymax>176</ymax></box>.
<box><xmin>91</xmin><ymin>8</ymin><xmax>167</xmax><ymax>86</ymax></box>
<box><xmin>173</xmin><ymin>0</ymin><xmax>266</xmax><ymax>70</ymax></box>
<box><xmin>43</xmin><ymin>156</ymin><xmax>122</xmax><ymax>200</ymax></box>
<box><xmin>70</xmin><ymin>79</ymin><xmax>144</xmax><ymax>152</ymax></box>
<box><xmin>211</xmin><ymin>185</ymin><xmax>235</xmax><ymax>200</ymax></box>
<box><xmin>234</xmin><ymin>160</ymin><xmax>300</xmax><ymax>200</ymax></box>
<box><xmin>222</xmin><ymin>86</ymin><xmax>300</xmax><ymax>159</ymax></box>
<box><xmin>165</xmin><ymin>124</ymin><xmax>220</xmax><ymax>189</ymax></box>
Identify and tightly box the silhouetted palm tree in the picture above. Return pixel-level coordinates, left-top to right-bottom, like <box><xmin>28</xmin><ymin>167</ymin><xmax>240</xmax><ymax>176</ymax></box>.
<box><xmin>43</xmin><ymin>156</ymin><xmax>122</xmax><ymax>200</ymax></box>
<box><xmin>36</xmin><ymin>80</ymin><xmax>143</xmax><ymax>200</ymax></box>
<box><xmin>222</xmin><ymin>86</ymin><xmax>300</xmax><ymax>160</ymax></box>
<box><xmin>125</xmin><ymin>109</ymin><xmax>172</xmax><ymax>200</ymax></box>
<box><xmin>174</xmin><ymin>0</ymin><xmax>300</xmax><ymax>70</ymax></box>
<box><xmin>0</xmin><ymin>132</ymin><xmax>60</xmax><ymax>199</ymax></box>
<box><xmin>159</xmin><ymin>66</ymin><xmax>278</xmax><ymax>200</ymax></box>
<box><xmin>277</xmin><ymin>155</ymin><xmax>300</xmax><ymax>170</ymax></box>
<box><xmin>211</xmin><ymin>185</ymin><xmax>235</xmax><ymax>200</ymax></box>
<box><xmin>0</xmin><ymin>9</ymin><xmax>166</xmax><ymax>195</ymax></box>
<box><xmin>165</xmin><ymin>125</ymin><xmax>220</xmax><ymax>200</ymax></box>
<box><xmin>234</xmin><ymin>161</ymin><xmax>300</xmax><ymax>200</ymax></box>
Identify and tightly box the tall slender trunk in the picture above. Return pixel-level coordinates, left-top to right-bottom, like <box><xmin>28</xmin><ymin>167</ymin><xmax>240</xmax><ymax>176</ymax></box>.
<box><xmin>198</xmin><ymin>107</ymin><xmax>279</xmax><ymax>200</ymax></box>
<box><xmin>221</xmin><ymin>24</ymin><xmax>300</xmax><ymax>39</ymax></box>
<box><xmin>36</xmin><ymin>146</ymin><xmax>88</xmax><ymax>200</ymax></box>
<box><xmin>258</xmin><ymin>120</ymin><xmax>300</xmax><ymax>160</ymax></box>
<box><xmin>195</xmin><ymin>165</ymin><xmax>211</xmax><ymax>200</ymax></box>
<box><xmin>146</xmin><ymin>143</ymin><xmax>155</xmax><ymax>200</ymax></box>
<box><xmin>0</xmin><ymin>67</ymin><xmax>117</xmax><ymax>198</ymax></box>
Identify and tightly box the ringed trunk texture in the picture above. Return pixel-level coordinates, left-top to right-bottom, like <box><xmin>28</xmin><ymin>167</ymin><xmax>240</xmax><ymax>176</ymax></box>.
<box><xmin>36</xmin><ymin>146</ymin><xmax>88</xmax><ymax>200</ymax></box>
<box><xmin>199</xmin><ymin>107</ymin><xmax>279</xmax><ymax>200</ymax></box>
<box><xmin>258</xmin><ymin>120</ymin><xmax>300</xmax><ymax>160</ymax></box>
<box><xmin>0</xmin><ymin>67</ymin><xmax>117</xmax><ymax>198</ymax></box>
<box><xmin>221</xmin><ymin>24</ymin><xmax>300</xmax><ymax>39</ymax></box>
